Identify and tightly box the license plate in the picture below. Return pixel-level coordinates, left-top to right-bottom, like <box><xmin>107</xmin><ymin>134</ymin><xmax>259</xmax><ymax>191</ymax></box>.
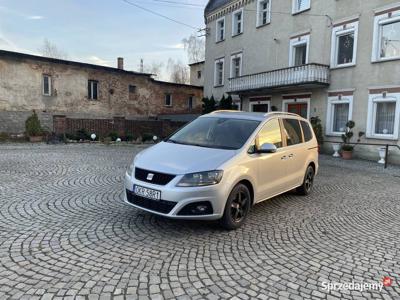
<box><xmin>134</xmin><ymin>185</ymin><xmax>161</xmax><ymax>201</ymax></box>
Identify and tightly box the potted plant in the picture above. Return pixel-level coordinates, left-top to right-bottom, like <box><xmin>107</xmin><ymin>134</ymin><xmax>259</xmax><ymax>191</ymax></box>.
<box><xmin>341</xmin><ymin>121</ymin><xmax>364</xmax><ymax>160</ymax></box>
<box><xmin>25</xmin><ymin>111</ymin><xmax>43</xmax><ymax>142</ymax></box>
<box><xmin>310</xmin><ymin>116</ymin><xmax>324</xmax><ymax>153</ymax></box>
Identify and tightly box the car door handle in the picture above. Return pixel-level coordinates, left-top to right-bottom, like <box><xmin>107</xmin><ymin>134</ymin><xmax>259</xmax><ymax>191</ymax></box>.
<box><xmin>288</xmin><ymin>154</ymin><xmax>294</xmax><ymax>158</ymax></box>
<box><xmin>281</xmin><ymin>156</ymin><xmax>288</xmax><ymax>160</ymax></box>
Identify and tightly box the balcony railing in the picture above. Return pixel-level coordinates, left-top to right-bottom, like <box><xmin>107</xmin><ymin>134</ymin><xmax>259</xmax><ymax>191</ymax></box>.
<box><xmin>228</xmin><ymin>63</ymin><xmax>330</xmax><ymax>93</ymax></box>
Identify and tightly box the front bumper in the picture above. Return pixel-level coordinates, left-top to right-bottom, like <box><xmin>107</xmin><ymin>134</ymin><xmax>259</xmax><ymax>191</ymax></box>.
<box><xmin>123</xmin><ymin>172</ymin><xmax>226</xmax><ymax>220</ymax></box>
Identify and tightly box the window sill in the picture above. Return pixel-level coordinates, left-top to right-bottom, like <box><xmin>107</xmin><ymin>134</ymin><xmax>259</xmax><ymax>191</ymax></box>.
<box><xmin>216</xmin><ymin>39</ymin><xmax>225</xmax><ymax>44</ymax></box>
<box><xmin>326</xmin><ymin>132</ymin><xmax>345</xmax><ymax>137</ymax></box>
<box><xmin>164</xmin><ymin>105</ymin><xmax>172</xmax><ymax>108</ymax></box>
<box><xmin>292</xmin><ymin>8</ymin><xmax>311</xmax><ymax>16</ymax></box>
<box><xmin>232</xmin><ymin>32</ymin><xmax>243</xmax><ymax>38</ymax></box>
<box><xmin>256</xmin><ymin>22</ymin><xmax>271</xmax><ymax>29</ymax></box>
<box><xmin>330</xmin><ymin>63</ymin><xmax>356</xmax><ymax>70</ymax></box>
<box><xmin>366</xmin><ymin>134</ymin><xmax>398</xmax><ymax>141</ymax></box>
<box><xmin>372</xmin><ymin>56</ymin><xmax>400</xmax><ymax>64</ymax></box>
<box><xmin>214</xmin><ymin>84</ymin><xmax>224</xmax><ymax>88</ymax></box>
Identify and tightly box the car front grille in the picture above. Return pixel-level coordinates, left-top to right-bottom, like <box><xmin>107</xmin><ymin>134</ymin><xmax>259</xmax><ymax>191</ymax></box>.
<box><xmin>126</xmin><ymin>189</ymin><xmax>176</xmax><ymax>214</ymax></box>
<box><xmin>135</xmin><ymin>167</ymin><xmax>176</xmax><ymax>185</ymax></box>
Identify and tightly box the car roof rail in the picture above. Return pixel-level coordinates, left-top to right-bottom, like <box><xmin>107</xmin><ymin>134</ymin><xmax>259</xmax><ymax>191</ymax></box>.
<box><xmin>265</xmin><ymin>112</ymin><xmax>300</xmax><ymax>117</ymax></box>
<box><xmin>209</xmin><ymin>110</ymin><xmax>243</xmax><ymax>114</ymax></box>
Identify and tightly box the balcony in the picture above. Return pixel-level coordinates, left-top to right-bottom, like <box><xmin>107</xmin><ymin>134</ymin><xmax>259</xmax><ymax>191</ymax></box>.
<box><xmin>228</xmin><ymin>63</ymin><xmax>330</xmax><ymax>93</ymax></box>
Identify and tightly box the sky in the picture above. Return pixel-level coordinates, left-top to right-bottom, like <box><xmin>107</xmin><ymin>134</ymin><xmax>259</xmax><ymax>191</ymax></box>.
<box><xmin>0</xmin><ymin>0</ymin><xmax>207</xmax><ymax>76</ymax></box>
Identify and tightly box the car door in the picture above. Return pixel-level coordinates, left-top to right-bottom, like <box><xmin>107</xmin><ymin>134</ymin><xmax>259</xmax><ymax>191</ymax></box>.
<box><xmin>281</xmin><ymin>118</ymin><xmax>308</xmax><ymax>188</ymax></box>
<box><xmin>250</xmin><ymin>118</ymin><xmax>292</xmax><ymax>202</ymax></box>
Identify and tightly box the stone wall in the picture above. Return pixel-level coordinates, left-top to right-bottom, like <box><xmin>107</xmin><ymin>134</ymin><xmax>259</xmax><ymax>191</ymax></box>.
<box><xmin>0</xmin><ymin>111</ymin><xmax>53</xmax><ymax>134</ymax></box>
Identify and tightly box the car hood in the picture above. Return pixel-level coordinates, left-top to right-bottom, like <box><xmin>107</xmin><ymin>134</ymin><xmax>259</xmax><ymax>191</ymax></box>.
<box><xmin>135</xmin><ymin>141</ymin><xmax>237</xmax><ymax>174</ymax></box>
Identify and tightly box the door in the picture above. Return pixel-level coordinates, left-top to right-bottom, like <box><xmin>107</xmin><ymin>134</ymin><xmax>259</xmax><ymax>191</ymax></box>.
<box><xmin>288</xmin><ymin>103</ymin><xmax>308</xmax><ymax>119</ymax></box>
<box><xmin>281</xmin><ymin>118</ymin><xmax>308</xmax><ymax>187</ymax></box>
<box><xmin>251</xmin><ymin>118</ymin><xmax>291</xmax><ymax>201</ymax></box>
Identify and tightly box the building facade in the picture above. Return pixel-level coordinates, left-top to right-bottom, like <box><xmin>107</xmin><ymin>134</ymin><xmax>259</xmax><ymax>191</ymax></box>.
<box><xmin>204</xmin><ymin>0</ymin><xmax>400</xmax><ymax>162</ymax></box>
<box><xmin>0</xmin><ymin>50</ymin><xmax>202</xmax><ymax>134</ymax></box>
<box><xmin>189</xmin><ymin>61</ymin><xmax>205</xmax><ymax>87</ymax></box>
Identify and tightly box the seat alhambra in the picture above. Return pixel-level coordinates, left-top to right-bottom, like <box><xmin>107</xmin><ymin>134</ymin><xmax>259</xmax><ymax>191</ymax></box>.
<box><xmin>124</xmin><ymin>111</ymin><xmax>318</xmax><ymax>229</ymax></box>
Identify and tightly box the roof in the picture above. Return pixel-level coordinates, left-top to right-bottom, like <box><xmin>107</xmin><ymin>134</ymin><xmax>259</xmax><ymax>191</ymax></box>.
<box><xmin>0</xmin><ymin>49</ymin><xmax>152</xmax><ymax>77</ymax></box>
<box><xmin>205</xmin><ymin>0</ymin><xmax>231</xmax><ymax>15</ymax></box>
<box><xmin>188</xmin><ymin>60</ymin><xmax>205</xmax><ymax>67</ymax></box>
<box><xmin>204</xmin><ymin>110</ymin><xmax>303</xmax><ymax>121</ymax></box>
<box><xmin>152</xmin><ymin>80</ymin><xmax>203</xmax><ymax>89</ymax></box>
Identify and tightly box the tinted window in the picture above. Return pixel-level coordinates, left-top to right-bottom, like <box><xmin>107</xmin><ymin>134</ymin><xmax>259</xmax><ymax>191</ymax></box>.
<box><xmin>300</xmin><ymin>121</ymin><xmax>313</xmax><ymax>142</ymax></box>
<box><xmin>283</xmin><ymin>119</ymin><xmax>303</xmax><ymax>146</ymax></box>
<box><xmin>257</xmin><ymin>119</ymin><xmax>282</xmax><ymax>149</ymax></box>
<box><xmin>168</xmin><ymin>117</ymin><xmax>260</xmax><ymax>150</ymax></box>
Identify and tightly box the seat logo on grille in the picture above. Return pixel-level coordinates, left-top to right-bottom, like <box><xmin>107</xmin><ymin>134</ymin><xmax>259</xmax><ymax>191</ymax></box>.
<box><xmin>146</xmin><ymin>173</ymin><xmax>154</xmax><ymax>181</ymax></box>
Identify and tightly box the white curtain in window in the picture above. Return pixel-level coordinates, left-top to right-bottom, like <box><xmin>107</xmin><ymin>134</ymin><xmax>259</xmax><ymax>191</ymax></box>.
<box><xmin>375</xmin><ymin>102</ymin><xmax>396</xmax><ymax>134</ymax></box>
<box><xmin>333</xmin><ymin>103</ymin><xmax>349</xmax><ymax>132</ymax></box>
<box><xmin>297</xmin><ymin>0</ymin><xmax>309</xmax><ymax>11</ymax></box>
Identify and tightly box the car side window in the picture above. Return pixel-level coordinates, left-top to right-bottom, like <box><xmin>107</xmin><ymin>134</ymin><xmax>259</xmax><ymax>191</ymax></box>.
<box><xmin>300</xmin><ymin>120</ymin><xmax>313</xmax><ymax>142</ymax></box>
<box><xmin>256</xmin><ymin>119</ymin><xmax>283</xmax><ymax>149</ymax></box>
<box><xmin>282</xmin><ymin>118</ymin><xmax>303</xmax><ymax>146</ymax></box>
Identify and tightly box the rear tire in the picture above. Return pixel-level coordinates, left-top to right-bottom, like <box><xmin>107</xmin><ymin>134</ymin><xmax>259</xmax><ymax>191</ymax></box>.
<box><xmin>220</xmin><ymin>184</ymin><xmax>251</xmax><ymax>230</ymax></box>
<box><xmin>296</xmin><ymin>165</ymin><xmax>315</xmax><ymax>196</ymax></box>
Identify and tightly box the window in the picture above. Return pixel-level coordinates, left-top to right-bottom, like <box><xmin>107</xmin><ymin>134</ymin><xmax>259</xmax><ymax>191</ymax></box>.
<box><xmin>230</xmin><ymin>53</ymin><xmax>242</xmax><ymax>78</ymax></box>
<box><xmin>129</xmin><ymin>85</ymin><xmax>136</xmax><ymax>93</ymax></box>
<box><xmin>372</xmin><ymin>11</ymin><xmax>400</xmax><ymax>62</ymax></box>
<box><xmin>367</xmin><ymin>92</ymin><xmax>400</xmax><ymax>139</ymax></box>
<box><xmin>88</xmin><ymin>80</ymin><xmax>98</xmax><ymax>100</ymax></box>
<box><xmin>197</xmin><ymin>70</ymin><xmax>202</xmax><ymax>79</ymax></box>
<box><xmin>283</xmin><ymin>118</ymin><xmax>303</xmax><ymax>146</ymax></box>
<box><xmin>257</xmin><ymin>0</ymin><xmax>271</xmax><ymax>27</ymax></box>
<box><xmin>216</xmin><ymin>17</ymin><xmax>225</xmax><ymax>42</ymax></box>
<box><xmin>250</xmin><ymin>97</ymin><xmax>270</xmax><ymax>112</ymax></box>
<box><xmin>165</xmin><ymin>94</ymin><xmax>172</xmax><ymax>106</ymax></box>
<box><xmin>42</xmin><ymin>75</ymin><xmax>51</xmax><ymax>96</ymax></box>
<box><xmin>214</xmin><ymin>58</ymin><xmax>224</xmax><ymax>86</ymax></box>
<box><xmin>300</xmin><ymin>121</ymin><xmax>313</xmax><ymax>142</ymax></box>
<box><xmin>293</xmin><ymin>0</ymin><xmax>310</xmax><ymax>14</ymax></box>
<box><xmin>256</xmin><ymin>119</ymin><xmax>282</xmax><ymax>149</ymax></box>
<box><xmin>331</xmin><ymin>21</ymin><xmax>358</xmax><ymax>68</ymax></box>
<box><xmin>232</xmin><ymin>9</ymin><xmax>243</xmax><ymax>36</ymax></box>
<box><xmin>289</xmin><ymin>35</ymin><xmax>309</xmax><ymax>66</ymax></box>
<box><xmin>326</xmin><ymin>95</ymin><xmax>353</xmax><ymax>135</ymax></box>
<box><xmin>188</xmin><ymin>96</ymin><xmax>194</xmax><ymax>110</ymax></box>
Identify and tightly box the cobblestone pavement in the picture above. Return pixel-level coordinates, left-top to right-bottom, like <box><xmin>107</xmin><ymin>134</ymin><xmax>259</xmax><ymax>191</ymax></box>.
<box><xmin>0</xmin><ymin>144</ymin><xmax>399</xmax><ymax>300</ymax></box>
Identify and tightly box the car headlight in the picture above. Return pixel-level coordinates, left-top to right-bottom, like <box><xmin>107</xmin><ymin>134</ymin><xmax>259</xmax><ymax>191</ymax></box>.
<box><xmin>176</xmin><ymin>170</ymin><xmax>223</xmax><ymax>187</ymax></box>
<box><xmin>127</xmin><ymin>162</ymin><xmax>134</xmax><ymax>176</ymax></box>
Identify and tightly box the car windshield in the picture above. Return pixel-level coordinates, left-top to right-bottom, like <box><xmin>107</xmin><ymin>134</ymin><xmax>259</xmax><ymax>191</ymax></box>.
<box><xmin>166</xmin><ymin>117</ymin><xmax>260</xmax><ymax>150</ymax></box>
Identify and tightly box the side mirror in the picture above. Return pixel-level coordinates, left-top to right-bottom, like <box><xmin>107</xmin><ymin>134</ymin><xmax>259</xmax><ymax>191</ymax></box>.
<box><xmin>257</xmin><ymin>143</ymin><xmax>277</xmax><ymax>154</ymax></box>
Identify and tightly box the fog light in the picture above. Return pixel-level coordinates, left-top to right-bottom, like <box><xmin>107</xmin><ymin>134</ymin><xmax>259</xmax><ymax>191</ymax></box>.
<box><xmin>178</xmin><ymin>201</ymin><xmax>213</xmax><ymax>216</ymax></box>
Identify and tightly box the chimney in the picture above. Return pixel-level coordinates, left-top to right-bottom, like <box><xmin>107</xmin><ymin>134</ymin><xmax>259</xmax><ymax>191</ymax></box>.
<box><xmin>117</xmin><ymin>57</ymin><xmax>124</xmax><ymax>70</ymax></box>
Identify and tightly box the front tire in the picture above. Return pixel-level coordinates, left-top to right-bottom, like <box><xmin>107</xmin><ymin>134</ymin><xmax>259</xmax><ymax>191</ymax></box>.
<box><xmin>296</xmin><ymin>165</ymin><xmax>315</xmax><ymax>196</ymax></box>
<box><xmin>220</xmin><ymin>184</ymin><xmax>251</xmax><ymax>230</ymax></box>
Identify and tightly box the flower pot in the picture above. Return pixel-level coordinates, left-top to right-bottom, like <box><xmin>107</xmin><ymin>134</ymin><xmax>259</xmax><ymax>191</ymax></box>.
<box><xmin>332</xmin><ymin>143</ymin><xmax>341</xmax><ymax>157</ymax></box>
<box><xmin>378</xmin><ymin>147</ymin><xmax>386</xmax><ymax>164</ymax></box>
<box><xmin>342</xmin><ymin>150</ymin><xmax>353</xmax><ymax>160</ymax></box>
<box><xmin>29</xmin><ymin>136</ymin><xmax>43</xmax><ymax>142</ymax></box>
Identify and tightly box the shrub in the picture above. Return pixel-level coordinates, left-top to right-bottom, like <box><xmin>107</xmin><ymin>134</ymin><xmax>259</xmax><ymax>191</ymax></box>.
<box><xmin>76</xmin><ymin>128</ymin><xmax>90</xmax><ymax>141</ymax></box>
<box><xmin>341</xmin><ymin>120</ymin><xmax>364</xmax><ymax>152</ymax></box>
<box><xmin>25</xmin><ymin>111</ymin><xmax>43</xmax><ymax>137</ymax></box>
<box><xmin>108</xmin><ymin>131</ymin><xmax>119</xmax><ymax>141</ymax></box>
<box><xmin>142</xmin><ymin>133</ymin><xmax>154</xmax><ymax>142</ymax></box>
<box><xmin>0</xmin><ymin>132</ymin><xmax>9</xmax><ymax>142</ymax></box>
<box><xmin>310</xmin><ymin>116</ymin><xmax>324</xmax><ymax>145</ymax></box>
<box><xmin>219</xmin><ymin>95</ymin><xmax>233</xmax><ymax>110</ymax></box>
<box><xmin>202</xmin><ymin>96</ymin><xmax>217</xmax><ymax>114</ymax></box>
<box><xmin>125</xmin><ymin>133</ymin><xmax>134</xmax><ymax>142</ymax></box>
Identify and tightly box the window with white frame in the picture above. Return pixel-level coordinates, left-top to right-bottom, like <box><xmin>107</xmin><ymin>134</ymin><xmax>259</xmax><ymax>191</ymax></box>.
<box><xmin>42</xmin><ymin>74</ymin><xmax>51</xmax><ymax>96</ymax></box>
<box><xmin>257</xmin><ymin>0</ymin><xmax>271</xmax><ymax>27</ymax></box>
<box><xmin>216</xmin><ymin>17</ymin><xmax>225</xmax><ymax>42</ymax></box>
<box><xmin>230</xmin><ymin>53</ymin><xmax>242</xmax><ymax>78</ymax></box>
<box><xmin>367</xmin><ymin>92</ymin><xmax>400</xmax><ymax>139</ymax></box>
<box><xmin>214</xmin><ymin>58</ymin><xmax>224</xmax><ymax>86</ymax></box>
<box><xmin>293</xmin><ymin>0</ymin><xmax>310</xmax><ymax>14</ymax></box>
<box><xmin>165</xmin><ymin>94</ymin><xmax>172</xmax><ymax>106</ymax></box>
<box><xmin>88</xmin><ymin>80</ymin><xmax>98</xmax><ymax>100</ymax></box>
<box><xmin>326</xmin><ymin>95</ymin><xmax>353</xmax><ymax>135</ymax></box>
<box><xmin>331</xmin><ymin>21</ymin><xmax>358</xmax><ymax>67</ymax></box>
<box><xmin>372</xmin><ymin>11</ymin><xmax>400</xmax><ymax>61</ymax></box>
<box><xmin>289</xmin><ymin>35</ymin><xmax>309</xmax><ymax>66</ymax></box>
<box><xmin>232</xmin><ymin>9</ymin><xmax>243</xmax><ymax>36</ymax></box>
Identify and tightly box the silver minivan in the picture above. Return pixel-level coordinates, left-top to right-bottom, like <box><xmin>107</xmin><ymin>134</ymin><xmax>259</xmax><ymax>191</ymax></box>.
<box><xmin>124</xmin><ymin>111</ymin><xmax>318</xmax><ymax>229</ymax></box>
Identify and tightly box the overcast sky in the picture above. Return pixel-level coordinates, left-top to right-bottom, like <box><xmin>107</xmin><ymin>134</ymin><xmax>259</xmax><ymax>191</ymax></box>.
<box><xmin>0</xmin><ymin>0</ymin><xmax>207</xmax><ymax>72</ymax></box>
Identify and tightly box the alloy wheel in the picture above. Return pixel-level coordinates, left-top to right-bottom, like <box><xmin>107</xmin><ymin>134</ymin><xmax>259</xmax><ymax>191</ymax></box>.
<box><xmin>230</xmin><ymin>190</ymin><xmax>248</xmax><ymax>223</ymax></box>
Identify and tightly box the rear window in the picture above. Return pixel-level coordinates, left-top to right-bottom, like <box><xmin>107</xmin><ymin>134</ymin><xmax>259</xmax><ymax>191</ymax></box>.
<box><xmin>300</xmin><ymin>121</ymin><xmax>313</xmax><ymax>142</ymax></box>
<box><xmin>282</xmin><ymin>119</ymin><xmax>303</xmax><ymax>146</ymax></box>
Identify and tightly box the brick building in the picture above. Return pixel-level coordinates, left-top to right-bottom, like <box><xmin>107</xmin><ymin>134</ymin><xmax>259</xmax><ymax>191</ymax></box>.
<box><xmin>0</xmin><ymin>50</ymin><xmax>203</xmax><ymax>134</ymax></box>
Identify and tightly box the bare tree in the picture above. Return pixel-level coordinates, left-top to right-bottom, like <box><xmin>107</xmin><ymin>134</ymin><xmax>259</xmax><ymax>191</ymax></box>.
<box><xmin>39</xmin><ymin>39</ymin><xmax>68</xmax><ymax>59</ymax></box>
<box><xmin>167</xmin><ymin>58</ymin><xmax>189</xmax><ymax>84</ymax></box>
<box><xmin>182</xmin><ymin>34</ymin><xmax>205</xmax><ymax>64</ymax></box>
<box><xmin>142</xmin><ymin>60</ymin><xmax>164</xmax><ymax>77</ymax></box>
